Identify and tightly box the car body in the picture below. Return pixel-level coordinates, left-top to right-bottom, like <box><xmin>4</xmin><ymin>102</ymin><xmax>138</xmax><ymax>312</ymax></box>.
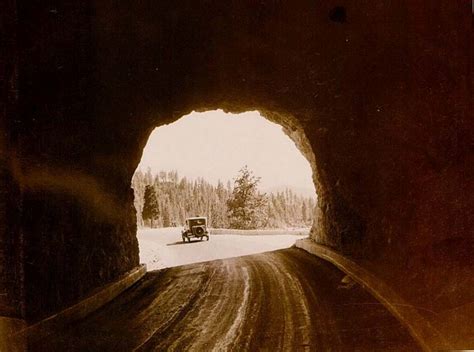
<box><xmin>182</xmin><ymin>216</ymin><xmax>209</xmax><ymax>242</ymax></box>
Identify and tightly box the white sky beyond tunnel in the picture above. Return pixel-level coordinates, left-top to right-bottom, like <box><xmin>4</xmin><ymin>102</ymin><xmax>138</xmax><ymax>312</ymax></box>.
<box><xmin>137</xmin><ymin>110</ymin><xmax>316</xmax><ymax>198</ymax></box>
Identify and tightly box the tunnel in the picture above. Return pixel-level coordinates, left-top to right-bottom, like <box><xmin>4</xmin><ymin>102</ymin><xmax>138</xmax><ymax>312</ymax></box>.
<box><xmin>1</xmin><ymin>1</ymin><xmax>472</xmax><ymax>350</ymax></box>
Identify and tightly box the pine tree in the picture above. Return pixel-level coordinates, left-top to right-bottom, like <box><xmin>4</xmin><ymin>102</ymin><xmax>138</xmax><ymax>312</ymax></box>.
<box><xmin>302</xmin><ymin>201</ymin><xmax>308</xmax><ymax>225</ymax></box>
<box><xmin>142</xmin><ymin>185</ymin><xmax>159</xmax><ymax>227</ymax></box>
<box><xmin>162</xmin><ymin>203</ymin><xmax>171</xmax><ymax>227</ymax></box>
<box><xmin>226</xmin><ymin>166</ymin><xmax>267</xmax><ymax>229</ymax></box>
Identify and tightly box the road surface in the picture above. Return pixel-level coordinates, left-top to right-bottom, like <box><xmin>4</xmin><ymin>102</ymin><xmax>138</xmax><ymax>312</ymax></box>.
<box><xmin>138</xmin><ymin>227</ymin><xmax>307</xmax><ymax>270</ymax></box>
<box><xmin>33</xmin><ymin>248</ymin><xmax>419</xmax><ymax>351</ymax></box>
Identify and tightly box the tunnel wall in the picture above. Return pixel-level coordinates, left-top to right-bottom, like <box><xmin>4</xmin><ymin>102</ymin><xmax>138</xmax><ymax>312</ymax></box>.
<box><xmin>0</xmin><ymin>0</ymin><xmax>24</xmax><ymax>319</ymax></box>
<box><xmin>11</xmin><ymin>0</ymin><xmax>142</xmax><ymax>322</ymax></box>
<box><xmin>2</xmin><ymin>1</ymin><xmax>472</xmax><ymax>321</ymax></box>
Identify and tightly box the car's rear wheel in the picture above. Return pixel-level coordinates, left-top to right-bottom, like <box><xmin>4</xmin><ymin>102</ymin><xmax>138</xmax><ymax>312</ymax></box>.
<box><xmin>204</xmin><ymin>235</ymin><xmax>209</xmax><ymax>241</ymax></box>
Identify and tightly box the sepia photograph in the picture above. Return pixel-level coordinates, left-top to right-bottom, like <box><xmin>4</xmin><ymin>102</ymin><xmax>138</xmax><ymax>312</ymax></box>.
<box><xmin>1</xmin><ymin>1</ymin><xmax>472</xmax><ymax>351</ymax></box>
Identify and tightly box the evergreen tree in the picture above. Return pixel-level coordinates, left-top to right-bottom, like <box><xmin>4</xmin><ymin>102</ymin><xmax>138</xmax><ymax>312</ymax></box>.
<box><xmin>162</xmin><ymin>204</ymin><xmax>171</xmax><ymax>227</ymax></box>
<box><xmin>142</xmin><ymin>185</ymin><xmax>159</xmax><ymax>227</ymax></box>
<box><xmin>226</xmin><ymin>166</ymin><xmax>267</xmax><ymax>229</ymax></box>
<box><xmin>302</xmin><ymin>201</ymin><xmax>308</xmax><ymax>225</ymax></box>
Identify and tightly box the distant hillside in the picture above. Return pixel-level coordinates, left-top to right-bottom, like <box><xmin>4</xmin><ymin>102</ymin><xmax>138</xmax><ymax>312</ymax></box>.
<box><xmin>263</xmin><ymin>185</ymin><xmax>317</xmax><ymax>199</ymax></box>
<box><xmin>132</xmin><ymin>169</ymin><xmax>316</xmax><ymax>229</ymax></box>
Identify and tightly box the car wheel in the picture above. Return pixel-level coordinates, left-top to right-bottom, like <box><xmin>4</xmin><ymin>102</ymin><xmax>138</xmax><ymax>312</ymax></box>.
<box><xmin>205</xmin><ymin>235</ymin><xmax>209</xmax><ymax>241</ymax></box>
<box><xmin>182</xmin><ymin>236</ymin><xmax>186</xmax><ymax>243</ymax></box>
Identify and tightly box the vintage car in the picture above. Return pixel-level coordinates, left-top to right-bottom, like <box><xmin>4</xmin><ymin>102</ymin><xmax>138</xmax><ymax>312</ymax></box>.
<box><xmin>182</xmin><ymin>216</ymin><xmax>210</xmax><ymax>242</ymax></box>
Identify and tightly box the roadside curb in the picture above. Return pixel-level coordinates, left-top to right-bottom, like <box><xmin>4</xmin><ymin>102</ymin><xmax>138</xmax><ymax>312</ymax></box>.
<box><xmin>209</xmin><ymin>228</ymin><xmax>310</xmax><ymax>236</ymax></box>
<box><xmin>12</xmin><ymin>264</ymin><xmax>147</xmax><ymax>345</ymax></box>
<box><xmin>294</xmin><ymin>238</ymin><xmax>452</xmax><ymax>352</ymax></box>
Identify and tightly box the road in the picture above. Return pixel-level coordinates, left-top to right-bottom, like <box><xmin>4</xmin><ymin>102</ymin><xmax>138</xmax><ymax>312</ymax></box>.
<box><xmin>33</xmin><ymin>248</ymin><xmax>420</xmax><ymax>351</ymax></box>
<box><xmin>137</xmin><ymin>227</ymin><xmax>307</xmax><ymax>270</ymax></box>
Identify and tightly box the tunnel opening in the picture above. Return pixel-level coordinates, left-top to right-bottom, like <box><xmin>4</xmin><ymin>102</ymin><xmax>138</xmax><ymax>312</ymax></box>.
<box><xmin>131</xmin><ymin>110</ymin><xmax>320</xmax><ymax>269</ymax></box>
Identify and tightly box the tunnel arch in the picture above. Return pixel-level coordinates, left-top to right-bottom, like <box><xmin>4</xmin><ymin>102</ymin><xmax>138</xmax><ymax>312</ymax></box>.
<box><xmin>131</xmin><ymin>108</ymin><xmax>320</xmax><ymax>271</ymax></box>
<box><xmin>128</xmin><ymin>98</ymin><xmax>377</xmax><ymax>262</ymax></box>
<box><xmin>130</xmin><ymin>107</ymin><xmax>323</xmax><ymax>237</ymax></box>
<box><xmin>127</xmin><ymin>102</ymin><xmax>369</xmax><ymax>261</ymax></box>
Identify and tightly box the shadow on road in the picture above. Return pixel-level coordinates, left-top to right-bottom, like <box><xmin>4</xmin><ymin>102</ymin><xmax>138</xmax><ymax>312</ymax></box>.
<box><xmin>167</xmin><ymin>240</ymin><xmax>206</xmax><ymax>246</ymax></box>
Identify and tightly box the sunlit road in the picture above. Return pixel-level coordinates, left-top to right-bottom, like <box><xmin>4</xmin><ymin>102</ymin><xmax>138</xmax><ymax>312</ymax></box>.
<box><xmin>137</xmin><ymin>227</ymin><xmax>307</xmax><ymax>270</ymax></box>
<box><xmin>35</xmin><ymin>248</ymin><xmax>419</xmax><ymax>351</ymax></box>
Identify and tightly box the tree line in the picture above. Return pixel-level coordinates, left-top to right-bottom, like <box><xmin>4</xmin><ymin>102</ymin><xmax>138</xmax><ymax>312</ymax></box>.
<box><xmin>132</xmin><ymin>167</ymin><xmax>315</xmax><ymax>229</ymax></box>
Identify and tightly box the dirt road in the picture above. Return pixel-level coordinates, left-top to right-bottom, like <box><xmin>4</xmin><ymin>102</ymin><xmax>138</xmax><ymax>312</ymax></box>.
<box><xmin>35</xmin><ymin>248</ymin><xmax>419</xmax><ymax>351</ymax></box>
<box><xmin>137</xmin><ymin>227</ymin><xmax>306</xmax><ymax>270</ymax></box>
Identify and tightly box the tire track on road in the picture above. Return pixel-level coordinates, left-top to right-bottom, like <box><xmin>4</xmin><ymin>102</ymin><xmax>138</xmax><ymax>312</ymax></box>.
<box><xmin>36</xmin><ymin>248</ymin><xmax>420</xmax><ymax>352</ymax></box>
<box><xmin>135</xmin><ymin>265</ymin><xmax>215</xmax><ymax>351</ymax></box>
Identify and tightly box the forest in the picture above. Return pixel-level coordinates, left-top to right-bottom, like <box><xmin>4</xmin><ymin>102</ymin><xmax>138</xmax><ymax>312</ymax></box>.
<box><xmin>132</xmin><ymin>168</ymin><xmax>316</xmax><ymax>229</ymax></box>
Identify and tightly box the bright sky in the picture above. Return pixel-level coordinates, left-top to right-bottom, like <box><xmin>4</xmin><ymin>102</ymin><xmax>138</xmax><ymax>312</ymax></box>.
<box><xmin>136</xmin><ymin>110</ymin><xmax>316</xmax><ymax>197</ymax></box>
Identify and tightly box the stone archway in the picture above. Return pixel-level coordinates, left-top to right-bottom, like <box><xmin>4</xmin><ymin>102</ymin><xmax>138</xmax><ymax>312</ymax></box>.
<box><xmin>132</xmin><ymin>108</ymin><xmax>323</xmax><ymax>237</ymax></box>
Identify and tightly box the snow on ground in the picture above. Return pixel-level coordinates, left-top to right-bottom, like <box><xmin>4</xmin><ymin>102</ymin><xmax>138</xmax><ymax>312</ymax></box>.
<box><xmin>138</xmin><ymin>227</ymin><xmax>308</xmax><ymax>271</ymax></box>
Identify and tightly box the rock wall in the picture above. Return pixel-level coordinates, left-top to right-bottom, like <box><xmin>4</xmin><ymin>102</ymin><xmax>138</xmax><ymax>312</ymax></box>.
<box><xmin>1</xmin><ymin>1</ymin><xmax>471</xmax><ymax>321</ymax></box>
<box><xmin>0</xmin><ymin>0</ymin><xmax>24</xmax><ymax>320</ymax></box>
<box><xmin>12</xmin><ymin>0</ymin><xmax>142</xmax><ymax>322</ymax></box>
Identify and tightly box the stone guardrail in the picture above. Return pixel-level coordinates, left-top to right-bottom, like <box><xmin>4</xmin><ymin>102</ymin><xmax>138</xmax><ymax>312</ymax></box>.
<box><xmin>209</xmin><ymin>228</ymin><xmax>310</xmax><ymax>236</ymax></box>
<box><xmin>9</xmin><ymin>264</ymin><xmax>147</xmax><ymax>349</ymax></box>
<box><xmin>295</xmin><ymin>238</ymin><xmax>453</xmax><ymax>352</ymax></box>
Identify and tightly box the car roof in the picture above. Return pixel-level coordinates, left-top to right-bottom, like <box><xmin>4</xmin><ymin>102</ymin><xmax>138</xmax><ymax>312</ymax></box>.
<box><xmin>187</xmin><ymin>217</ymin><xmax>207</xmax><ymax>220</ymax></box>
